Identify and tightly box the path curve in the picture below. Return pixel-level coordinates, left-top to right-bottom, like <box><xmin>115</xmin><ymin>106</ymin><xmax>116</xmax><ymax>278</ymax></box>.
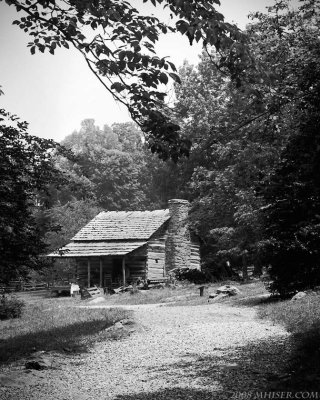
<box><xmin>1</xmin><ymin>303</ymin><xmax>291</xmax><ymax>400</ymax></box>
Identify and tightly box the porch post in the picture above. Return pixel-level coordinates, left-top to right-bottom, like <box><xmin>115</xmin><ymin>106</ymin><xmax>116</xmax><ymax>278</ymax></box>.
<box><xmin>99</xmin><ymin>258</ymin><xmax>103</xmax><ymax>288</ymax></box>
<box><xmin>87</xmin><ymin>258</ymin><xmax>91</xmax><ymax>287</ymax></box>
<box><xmin>122</xmin><ymin>257</ymin><xmax>126</xmax><ymax>287</ymax></box>
<box><xmin>75</xmin><ymin>259</ymin><xmax>78</xmax><ymax>281</ymax></box>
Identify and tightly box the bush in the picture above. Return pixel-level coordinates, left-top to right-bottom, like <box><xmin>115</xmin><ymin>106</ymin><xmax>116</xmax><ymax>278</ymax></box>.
<box><xmin>169</xmin><ymin>268</ymin><xmax>209</xmax><ymax>284</ymax></box>
<box><xmin>0</xmin><ymin>294</ymin><xmax>25</xmax><ymax>320</ymax></box>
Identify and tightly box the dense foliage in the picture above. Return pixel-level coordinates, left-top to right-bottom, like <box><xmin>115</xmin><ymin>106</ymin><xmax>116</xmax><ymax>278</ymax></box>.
<box><xmin>0</xmin><ymin>109</ymin><xmax>69</xmax><ymax>283</ymax></box>
<box><xmin>259</xmin><ymin>0</ymin><xmax>320</xmax><ymax>295</ymax></box>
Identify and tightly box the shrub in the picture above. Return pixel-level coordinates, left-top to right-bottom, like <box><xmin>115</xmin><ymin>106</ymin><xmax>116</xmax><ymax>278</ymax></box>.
<box><xmin>169</xmin><ymin>268</ymin><xmax>209</xmax><ymax>284</ymax></box>
<box><xmin>0</xmin><ymin>294</ymin><xmax>25</xmax><ymax>320</ymax></box>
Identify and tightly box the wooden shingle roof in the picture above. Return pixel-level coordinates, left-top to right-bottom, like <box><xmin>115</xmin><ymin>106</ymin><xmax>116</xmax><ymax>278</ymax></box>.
<box><xmin>72</xmin><ymin>209</ymin><xmax>170</xmax><ymax>241</ymax></box>
<box><xmin>48</xmin><ymin>209</ymin><xmax>170</xmax><ymax>258</ymax></box>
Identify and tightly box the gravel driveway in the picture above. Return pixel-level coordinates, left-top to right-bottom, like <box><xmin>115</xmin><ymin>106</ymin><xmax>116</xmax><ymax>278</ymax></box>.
<box><xmin>1</xmin><ymin>302</ymin><xmax>291</xmax><ymax>400</ymax></box>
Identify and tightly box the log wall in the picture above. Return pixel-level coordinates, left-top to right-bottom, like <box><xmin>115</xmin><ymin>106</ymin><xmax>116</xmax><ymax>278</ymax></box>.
<box><xmin>146</xmin><ymin>238</ymin><xmax>166</xmax><ymax>280</ymax></box>
<box><xmin>125</xmin><ymin>247</ymin><xmax>147</xmax><ymax>282</ymax></box>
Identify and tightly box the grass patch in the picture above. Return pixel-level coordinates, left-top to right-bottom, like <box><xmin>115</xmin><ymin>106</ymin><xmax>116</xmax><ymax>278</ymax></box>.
<box><xmin>257</xmin><ymin>294</ymin><xmax>320</xmax><ymax>390</ymax></box>
<box><xmin>0</xmin><ymin>293</ymin><xmax>130</xmax><ymax>364</ymax></box>
<box><xmin>258</xmin><ymin>293</ymin><xmax>320</xmax><ymax>334</ymax></box>
<box><xmin>105</xmin><ymin>286</ymin><xmax>191</xmax><ymax>305</ymax></box>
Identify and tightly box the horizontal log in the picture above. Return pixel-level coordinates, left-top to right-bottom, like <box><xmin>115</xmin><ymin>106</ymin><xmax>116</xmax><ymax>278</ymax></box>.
<box><xmin>148</xmin><ymin>265</ymin><xmax>164</xmax><ymax>271</ymax></box>
<box><xmin>148</xmin><ymin>259</ymin><xmax>165</xmax><ymax>264</ymax></box>
<box><xmin>129</xmin><ymin>271</ymin><xmax>146</xmax><ymax>275</ymax></box>
<box><xmin>148</xmin><ymin>263</ymin><xmax>165</xmax><ymax>269</ymax></box>
<box><xmin>128</xmin><ymin>268</ymin><xmax>146</xmax><ymax>272</ymax></box>
<box><xmin>148</xmin><ymin>261</ymin><xmax>165</xmax><ymax>267</ymax></box>
<box><xmin>148</xmin><ymin>258</ymin><xmax>165</xmax><ymax>264</ymax></box>
<box><xmin>129</xmin><ymin>269</ymin><xmax>146</xmax><ymax>274</ymax></box>
<box><xmin>147</xmin><ymin>252</ymin><xmax>165</xmax><ymax>258</ymax></box>
<box><xmin>149</xmin><ymin>243</ymin><xmax>166</xmax><ymax>249</ymax></box>
<box><xmin>147</xmin><ymin>258</ymin><xmax>164</xmax><ymax>263</ymax></box>
<box><xmin>131</xmin><ymin>270</ymin><xmax>146</xmax><ymax>274</ymax></box>
<box><xmin>128</xmin><ymin>262</ymin><xmax>146</xmax><ymax>266</ymax></box>
<box><xmin>148</xmin><ymin>248</ymin><xmax>165</xmax><ymax>254</ymax></box>
<box><xmin>148</xmin><ymin>273</ymin><xmax>165</xmax><ymax>279</ymax></box>
<box><xmin>148</xmin><ymin>267</ymin><xmax>165</xmax><ymax>273</ymax></box>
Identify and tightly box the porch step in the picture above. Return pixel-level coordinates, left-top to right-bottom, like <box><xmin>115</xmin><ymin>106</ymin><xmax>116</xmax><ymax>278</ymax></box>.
<box><xmin>81</xmin><ymin>286</ymin><xmax>101</xmax><ymax>300</ymax></box>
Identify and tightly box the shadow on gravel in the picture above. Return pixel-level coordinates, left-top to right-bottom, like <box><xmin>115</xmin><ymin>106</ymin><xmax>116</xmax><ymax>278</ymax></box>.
<box><xmin>114</xmin><ymin>388</ymin><xmax>228</xmax><ymax>400</ymax></box>
<box><xmin>232</xmin><ymin>295</ymin><xmax>282</xmax><ymax>308</ymax></box>
<box><xmin>282</xmin><ymin>328</ymin><xmax>320</xmax><ymax>391</ymax></box>
<box><xmin>115</xmin><ymin>336</ymin><xmax>298</xmax><ymax>399</ymax></box>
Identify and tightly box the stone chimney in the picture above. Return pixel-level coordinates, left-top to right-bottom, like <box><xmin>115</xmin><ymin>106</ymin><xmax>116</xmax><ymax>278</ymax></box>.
<box><xmin>165</xmin><ymin>199</ymin><xmax>191</xmax><ymax>273</ymax></box>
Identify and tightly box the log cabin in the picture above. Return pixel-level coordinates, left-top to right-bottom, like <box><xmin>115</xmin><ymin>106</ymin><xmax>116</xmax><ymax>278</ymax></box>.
<box><xmin>48</xmin><ymin>199</ymin><xmax>201</xmax><ymax>289</ymax></box>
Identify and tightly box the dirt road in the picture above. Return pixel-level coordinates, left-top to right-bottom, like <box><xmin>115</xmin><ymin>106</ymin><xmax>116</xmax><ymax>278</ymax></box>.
<box><xmin>1</xmin><ymin>302</ymin><xmax>290</xmax><ymax>400</ymax></box>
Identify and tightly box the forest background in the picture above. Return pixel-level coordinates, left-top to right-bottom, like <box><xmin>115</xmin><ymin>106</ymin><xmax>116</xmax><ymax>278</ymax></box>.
<box><xmin>1</xmin><ymin>0</ymin><xmax>320</xmax><ymax>296</ymax></box>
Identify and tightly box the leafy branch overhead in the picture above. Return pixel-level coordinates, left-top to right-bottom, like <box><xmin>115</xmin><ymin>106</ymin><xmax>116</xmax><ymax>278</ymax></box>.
<box><xmin>4</xmin><ymin>0</ymin><xmax>246</xmax><ymax>161</ymax></box>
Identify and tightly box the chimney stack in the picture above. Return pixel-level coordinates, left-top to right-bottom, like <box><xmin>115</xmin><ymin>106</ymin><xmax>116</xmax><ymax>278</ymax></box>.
<box><xmin>165</xmin><ymin>199</ymin><xmax>191</xmax><ymax>272</ymax></box>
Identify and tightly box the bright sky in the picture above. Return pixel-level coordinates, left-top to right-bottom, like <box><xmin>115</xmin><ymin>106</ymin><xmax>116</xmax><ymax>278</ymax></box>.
<box><xmin>0</xmin><ymin>0</ymin><xmax>281</xmax><ymax>142</ymax></box>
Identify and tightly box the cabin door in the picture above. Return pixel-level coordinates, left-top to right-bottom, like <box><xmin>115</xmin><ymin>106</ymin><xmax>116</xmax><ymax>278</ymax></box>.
<box><xmin>111</xmin><ymin>259</ymin><xmax>123</xmax><ymax>287</ymax></box>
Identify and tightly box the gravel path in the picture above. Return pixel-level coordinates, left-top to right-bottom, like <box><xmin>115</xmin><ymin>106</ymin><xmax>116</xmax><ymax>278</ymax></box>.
<box><xmin>1</xmin><ymin>302</ymin><xmax>291</xmax><ymax>400</ymax></box>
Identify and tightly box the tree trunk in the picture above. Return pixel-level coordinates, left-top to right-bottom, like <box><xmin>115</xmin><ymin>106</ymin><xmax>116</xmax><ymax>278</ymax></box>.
<box><xmin>242</xmin><ymin>254</ymin><xmax>248</xmax><ymax>281</ymax></box>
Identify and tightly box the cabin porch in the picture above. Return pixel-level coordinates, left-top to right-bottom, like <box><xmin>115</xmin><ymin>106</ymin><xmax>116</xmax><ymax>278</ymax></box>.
<box><xmin>74</xmin><ymin>253</ymin><xmax>147</xmax><ymax>289</ymax></box>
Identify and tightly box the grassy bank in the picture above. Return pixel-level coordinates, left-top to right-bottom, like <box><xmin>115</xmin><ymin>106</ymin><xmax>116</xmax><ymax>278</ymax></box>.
<box><xmin>105</xmin><ymin>285</ymin><xmax>201</xmax><ymax>306</ymax></box>
<box><xmin>258</xmin><ymin>293</ymin><xmax>320</xmax><ymax>334</ymax></box>
<box><xmin>258</xmin><ymin>293</ymin><xmax>320</xmax><ymax>390</ymax></box>
<box><xmin>0</xmin><ymin>293</ymin><xmax>129</xmax><ymax>364</ymax></box>
<box><xmin>104</xmin><ymin>280</ymin><xmax>268</xmax><ymax>306</ymax></box>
